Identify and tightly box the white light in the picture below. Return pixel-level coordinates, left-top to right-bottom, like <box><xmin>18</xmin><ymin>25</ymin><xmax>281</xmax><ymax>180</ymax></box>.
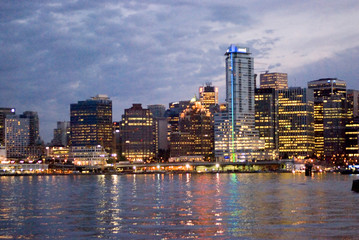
<box><xmin>237</xmin><ymin>47</ymin><xmax>247</xmax><ymax>53</ymax></box>
<box><xmin>216</xmin><ymin>164</ymin><xmax>220</xmax><ymax>168</ymax></box>
<box><xmin>157</xmin><ymin>165</ymin><xmax>160</xmax><ymax>169</ymax></box>
<box><xmin>186</xmin><ymin>164</ymin><xmax>190</xmax><ymax>169</ymax></box>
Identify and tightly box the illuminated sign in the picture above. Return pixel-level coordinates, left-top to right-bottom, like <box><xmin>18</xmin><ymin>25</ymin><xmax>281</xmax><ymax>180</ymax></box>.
<box><xmin>237</xmin><ymin>47</ymin><xmax>247</xmax><ymax>53</ymax></box>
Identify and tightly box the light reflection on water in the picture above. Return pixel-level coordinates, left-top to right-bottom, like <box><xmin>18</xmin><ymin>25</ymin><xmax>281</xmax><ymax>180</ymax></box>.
<box><xmin>1</xmin><ymin>173</ymin><xmax>359</xmax><ymax>239</ymax></box>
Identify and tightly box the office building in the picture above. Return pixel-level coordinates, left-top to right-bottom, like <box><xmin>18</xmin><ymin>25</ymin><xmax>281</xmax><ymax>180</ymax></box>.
<box><xmin>199</xmin><ymin>83</ymin><xmax>218</xmax><ymax>111</ymax></box>
<box><xmin>255</xmin><ymin>88</ymin><xmax>277</xmax><ymax>151</ymax></box>
<box><xmin>5</xmin><ymin>115</ymin><xmax>30</xmax><ymax>159</ymax></box>
<box><xmin>170</xmin><ymin>101</ymin><xmax>213</xmax><ymax>160</ymax></box>
<box><xmin>71</xmin><ymin>145</ymin><xmax>108</xmax><ymax>166</ymax></box>
<box><xmin>20</xmin><ymin>111</ymin><xmax>40</xmax><ymax>146</ymax></box>
<box><xmin>346</xmin><ymin>117</ymin><xmax>359</xmax><ymax>160</ymax></box>
<box><xmin>214</xmin><ymin>44</ymin><xmax>266</xmax><ymax>162</ymax></box>
<box><xmin>260</xmin><ymin>72</ymin><xmax>288</xmax><ymax>90</ymax></box>
<box><xmin>148</xmin><ymin>104</ymin><xmax>169</xmax><ymax>159</ymax></box>
<box><xmin>120</xmin><ymin>104</ymin><xmax>155</xmax><ymax>162</ymax></box>
<box><xmin>51</xmin><ymin>121</ymin><xmax>70</xmax><ymax>146</ymax></box>
<box><xmin>70</xmin><ymin>95</ymin><xmax>113</xmax><ymax>152</ymax></box>
<box><xmin>0</xmin><ymin>108</ymin><xmax>15</xmax><ymax>146</ymax></box>
<box><xmin>148</xmin><ymin>104</ymin><xmax>166</xmax><ymax>118</ymax></box>
<box><xmin>346</xmin><ymin>90</ymin><xmax>359</xmax><ymax>160</ymax></box>
<box><xmin>347</xmin><ymin>90</ymin><xmax>359</xmax><ymax>119</ymax></box>
<box><xmin>308</xmin><ymin>79</ymin><xmax>347</xmax><ymax>161</ymax></box>
<box><xmin>276</xmin><ymin>87</ymin><xmax>315</xmax><ymax>159</ymax></box>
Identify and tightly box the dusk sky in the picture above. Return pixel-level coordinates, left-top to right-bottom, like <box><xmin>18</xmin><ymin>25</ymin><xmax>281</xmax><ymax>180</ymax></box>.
<box><xmin>1</xmin><ymin>0</ymin><xmax>359</xmax><ymax>142</ymax></box>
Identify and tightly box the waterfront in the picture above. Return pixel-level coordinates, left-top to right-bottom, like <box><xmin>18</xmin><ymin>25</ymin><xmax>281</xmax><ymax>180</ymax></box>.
<box><xmin>1</xmin><ymin>173</ymin><xmax>359</xmax><ymax>239</ymax></box>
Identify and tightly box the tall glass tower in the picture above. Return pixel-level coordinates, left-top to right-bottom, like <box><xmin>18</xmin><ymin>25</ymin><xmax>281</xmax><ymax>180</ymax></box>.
<box><xmin>215</xmin><ymin>45</ymin><xmax>267</xmax><ymax>162</ymax></box>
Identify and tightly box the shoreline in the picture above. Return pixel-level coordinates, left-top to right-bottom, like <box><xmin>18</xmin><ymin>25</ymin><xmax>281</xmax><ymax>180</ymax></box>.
<box><xmin>0</xmin><ymin>170</ymin><xmax>334</xmax><ymax>177</ymax></box>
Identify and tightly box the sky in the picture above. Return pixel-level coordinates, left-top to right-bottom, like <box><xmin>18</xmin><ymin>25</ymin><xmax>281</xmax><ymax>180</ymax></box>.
<box><xmin>1</xmin><ymin>0</ymin><xmax>359</xmax><ymax>143</ymax></box>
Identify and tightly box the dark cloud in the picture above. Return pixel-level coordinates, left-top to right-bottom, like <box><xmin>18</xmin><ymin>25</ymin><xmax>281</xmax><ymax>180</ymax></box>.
<box><xmin>1</xmin><ymin>1</ymin><xmax>359</xmax><ymax>142</ymax></box>
<box><xmin>268</xmin><ymin>63</ymin><xmax>282</xmax><ymax>70</ymax></box>
<box><xmin>290</xmin><ymin>46</ymin><xmax>359</xmax><ymax>89</ymax></box>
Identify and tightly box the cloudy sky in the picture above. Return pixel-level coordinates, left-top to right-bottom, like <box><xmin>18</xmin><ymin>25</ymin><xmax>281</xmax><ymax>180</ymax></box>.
<box><xmin>1</xmin><ymin>0</ymin><xmax>359</xmax><ymax>142</ymax></box>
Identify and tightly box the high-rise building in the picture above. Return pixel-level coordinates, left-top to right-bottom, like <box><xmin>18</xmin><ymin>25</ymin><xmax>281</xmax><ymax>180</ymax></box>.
<box><xmin>120</xmin><ymin>104</ymin><xmax>155</xmax><ymax>162</ymax></box>
<box><xmin>20</xmin><ymin>111</ymin><xmax>40</xmax><ymax>146</ymax></box>
<box><xmin>276</xmin><ymin>88</ymin><xmax>315</xmax><ymax>159</ymax></box>
<box><xmin>214</xmin><ymin>44</ymin><xmax>266</xmax><ymax>162</ymax></box>
<box><xmin>199</xmin><ymin>83</ymin><xmax>218</xmax><ymax>111</ymax></box>
<box><xmin>70</xmin><ymin>95</ymin><xmax>113</xmax><ymax>152</ymax></box>
<box><xmin>345</xmin><ymin>90</ymin><xmax>359</xmax><ymax>160</ymax></box>
<box><xmin>347</xmin><ymin>90</ymin><xmax>359</xmax><ymax>119</ymax></box>
<box><xmin>51</xmin><ymin>121</ymin><xmax>70</xmax><ymax>146</ymax></box>
<box><xmin>148</xmin><ymin>104</ymin><xmax>166</xmax><ymax>118</ymax></box>
<box><xmin>308</xmin><ymin>79</ymin><xmax>347</xmax><ymax>161</ymax></box>
<box><xmin>0</xmin><ymin>108</ymin><xmax>15</xmax><ymax>146</ymax></box>
<box><xmin>170</xmin><ymin>101</ymin><xmax>213</xmax><ymax>159</ymax></box>
<box><xmin>148</xmin><ymin>104</ymin><xmax>169</xmax><ymax>160</ymax></box>
<box><xmin>346</xmin><ymin>117</ymin><xmax>359</xmax><ymax>160</ymax></box>
<box><xmin>260</xmin><ymin>72</ymin><xmax>288</xmax><ymax>90</ymax></box>
<box><xmin>255</xmin><ymin>88</ymin><xmax>277</xmax><ymax>151</ymax></box>
<box><xmin>5</xmin><ymin>115</ymin><xmax>30</xmax><ymax>159</ymax></box>
<box><xmin>165</xmin><ymin>101</ymin><xmax>190</xmax><ymax>133</ymax></box>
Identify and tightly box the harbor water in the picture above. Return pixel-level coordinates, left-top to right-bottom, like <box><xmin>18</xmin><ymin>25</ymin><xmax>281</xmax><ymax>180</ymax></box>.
<box><xmin>1</xmin><ymin>173</ymin><xmax>359</xmax><ymax>239</ymax></box>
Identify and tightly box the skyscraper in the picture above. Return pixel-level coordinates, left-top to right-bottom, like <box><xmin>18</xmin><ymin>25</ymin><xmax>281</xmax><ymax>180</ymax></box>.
<box><xmin>0</xmin><ymin>108</ymin><xmax>15</xmax><ymax>146</ymax></box>
<box><xmin>5</xmin><ymin>115</ymin><xmax>30</xmax><ymax>159</ymax></box>
<box><xmin>20</xmin><ymin>111</ymin><xmax>40</xmax><ymax>146</ymax></box>
<box><xmin>170</xmin><ymin>101</ymin><xmax>213</xmax><ymax>159</ymax></box>
<box><xmin>148</xmin><ymin>104</ymin><xmax>166</xmax><ymax>118</ymax></box>
<box><xmin>260</xmin><ymin>72</ymin><xmax>288</xmax><ymax>90</ymax></box>
<box><xmin>255</xmin><ymin>88</ymin><xmax>277</xmax><ymax>151</ymax></box>
<box><xmin>199</xmin><ymin>83</ymin><xmax>218</xmax><ymax>111</ymax></box>
<box><xmin>215</xmin><ymin>44</ymin><xmax>266</xmax><ymax>162</ymax></box>
<box><xmin>70</xmin><ymin>95</ymin><xmax>113</xmax><ymax>152</ymax></box>
<box><xmin>120</xmin><ymin>104</ymin><xmax>155</xmax><ymax>162</ymax></box>
<box><xmin>345</xmin><ymin>90</ymin><xmax>359</xmax><ymax>160</ymax></box>
<box><xmin>51</xmin><ymin>121</ymin><xmax>70</xmax><ymax>146</ymax></box>
<box><xmin>308</xmin><ymin>78</ymin><xmax>347</xmax><ymax>161</ymax></box>
<box><xmin>276</xmin><ymin>87</ymin><xmax>315</xmax><ymax>159</ymax></box>
<box><xmin>148</xmin><ymin>104</ymin><xmax>168</xmax><ymax>160</ymax></box>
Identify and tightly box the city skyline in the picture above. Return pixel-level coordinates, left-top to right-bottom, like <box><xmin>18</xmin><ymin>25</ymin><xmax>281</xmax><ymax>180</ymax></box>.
<box><xmin>1</xmin><ymin>1</ymin><xmax>359</xmax><ymax>142</ymax></box>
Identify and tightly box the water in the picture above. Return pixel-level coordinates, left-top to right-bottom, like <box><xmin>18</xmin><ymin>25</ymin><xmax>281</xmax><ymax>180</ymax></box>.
<box><xmin>1</xmin><ymin>173</ymin><xmax>359</xmax><ymax>239</ymax></box>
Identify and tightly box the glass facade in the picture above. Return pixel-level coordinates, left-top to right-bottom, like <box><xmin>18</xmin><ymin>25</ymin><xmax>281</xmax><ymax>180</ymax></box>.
<box><xmin>255</xmin><ymin>88</ymin><xmax>277</xmax><ymax>151</ymax></box>
<box><xmin>260</xmin><ymin>72</ymin><xmax>288</xmax><ymax>90</ymax></box>
<box><xmin>120</xmin><ymin>104</ymin><xmax>155</xmax><ymax>162</ymax></box>
<box><xmin>199</xmin><ymin>83</ymin><xmax>218</xmax><ymax>111</ymax></box>
<box><xmin>5</xmin><ymin>115</ymin><xmax>30</xmax><ymax>159</ymax></box>
<box><xmin>308</xmin><ymin>79</ymin><xmax>347</xmax><ymax>161</ymax></box>
<box><xmin>215</xmin><ymin>45</ymin><xmax>267</xmax><ymax>162</ymax></box>
<box><xmin>276</xmin><ymin>88</ymin><xmax>315</xmax><ymax>159</ymax></box>
<box><xmin>70</xmin><ymin>95</ymin><xmax>113</xmax><ymax>153</ymax></box>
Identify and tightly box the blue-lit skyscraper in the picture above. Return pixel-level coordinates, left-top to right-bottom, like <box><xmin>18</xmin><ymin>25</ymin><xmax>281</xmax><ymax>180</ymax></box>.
<box><xmin>215</xmin><ymin>45</ymin><xmax>268</xmax><ymax>162</ymax></box>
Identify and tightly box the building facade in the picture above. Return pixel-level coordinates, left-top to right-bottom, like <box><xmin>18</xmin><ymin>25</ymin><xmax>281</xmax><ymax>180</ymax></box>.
<box><xmin>215</xmin><ymin>44</ymin><xmax>266</xmax><ymax>162</ymax></box>
<box><xmin>199</xmin><ymin>83</ymin><xmax>218</xmax><ymax>111</ymax></box>
<box><xmin>20</xmin><ymin>111</ymin><xmax>40</xmax><ymax>146</ymax></box>
<box><xmin>52</xmin><ymin>121</ymin><xmax>70</xmax><ymax>146</ymax></box>
<box><xmin>170</xmin><ymin>101</ymin><xmax>213</xmax><ymax>160</ymax></box>
<box><xmin>308</xmin><ymin>79</ymin><xmax>347</xmax><ymax>161</ymax></box>
<box><xmin>0</xmin><ymin>108</ymin><xmax>15</xmax><ymax>146</ymax></box>
<box><xmin>120</xmin><ymin>104</ymin><xmax>155</xmax><ymax>162</ymax></box>
<box><xmin>70</xmin><ymin>95</ymin><xmax>113</xmax><ymax>152</ymax></box>
<box><xmin>276</xmin><ymin>88</ymin><xmax>315</xmax><ymax>159</ymax></box>
<box><xmin>260</xmin><ymin>72</ymin><xmax>288</xmax><ymax>90</ymax></box>
<box><xmin>255</xmin><ymin>88</ymin><xmax>277</xmax><ymax>151</ymax></box>
<box><xmin>148</xmin><ymin>104</ymin><xmax>166</xmax><ymax>118</ymax></box>
<box><xmin>5</xmin><ymin>115</ymin><xmax>30</xmax><ymax>159</ymax></box>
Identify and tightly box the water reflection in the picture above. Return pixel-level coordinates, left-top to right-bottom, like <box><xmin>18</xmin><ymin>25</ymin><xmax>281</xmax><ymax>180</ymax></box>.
<box><xmin>1</xmin><ymin>174</ymin><xmax>359</xmax><ymax>239</ymax></box>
